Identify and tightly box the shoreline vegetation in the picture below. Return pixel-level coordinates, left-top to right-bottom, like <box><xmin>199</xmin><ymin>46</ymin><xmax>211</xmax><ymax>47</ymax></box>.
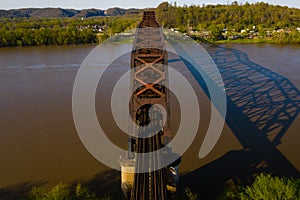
<box><xmin>1</xmin><ymin>1</ymin><xmax>300</xmax><ymax>47</ymax></box>
<box><xmin>24</xmin><ymin>174</ymin><xmax>300</xmax><ymax>200</ymax></box>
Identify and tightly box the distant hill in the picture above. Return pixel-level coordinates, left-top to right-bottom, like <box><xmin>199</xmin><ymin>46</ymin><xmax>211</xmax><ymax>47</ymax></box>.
<box><xmin>73</xmin><ymin>9</ymin><xmax>105</xmax><ymax>18</ymax></box>
<box><xmin>105</xmin><ymin>7</ymin><xmax>126</xmax><ymax>16</ymax></box>
<box><xmin>0</xmin><ymin>7</ymin><xmax>142</xmax><ymax>18</ymax></box>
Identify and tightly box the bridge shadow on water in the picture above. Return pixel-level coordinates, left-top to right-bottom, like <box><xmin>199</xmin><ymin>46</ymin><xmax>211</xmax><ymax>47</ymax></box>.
<box><xmin>174</xmin><ymin>44</ymin><xmax>300</xmax><ymax>199</ymax></box>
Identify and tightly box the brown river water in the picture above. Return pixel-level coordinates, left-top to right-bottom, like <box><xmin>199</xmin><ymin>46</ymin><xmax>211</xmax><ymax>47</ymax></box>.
<box><xmin>0</xmin><ymin>43</ymin><xmax>299</xmax><ymax>199</ymax></box>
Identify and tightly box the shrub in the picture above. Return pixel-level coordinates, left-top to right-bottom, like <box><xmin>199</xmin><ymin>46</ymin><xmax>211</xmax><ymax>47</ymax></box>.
<box><xmin>29</xmin><ymin>183</ymin><xmax>101</xmax><ymax>200</ymax></box>
<box><xmin>184</xmin><ymin>187</ymin><xmax>198</xmax><ymax>200</ymax></box>
<box><xmin>239</xmin><ymin>174</ymin><xmax>300</xmax><ymax>200</ymax></box>
<box><xmin>217</xmin><ymin>174</ymin><xmax>300</xmax><ymax>200</ymax></box>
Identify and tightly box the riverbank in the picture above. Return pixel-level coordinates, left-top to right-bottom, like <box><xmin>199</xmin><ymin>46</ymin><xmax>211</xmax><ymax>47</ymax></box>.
<box><xmin>213</xmin><ymin>38</ymin><xmax>300</xmax><ymax>44</ymax></box>
<box><xmin>1</xmin><ymin>36</ymin><xmax>300</xmax><ymax>48</ymax></box>
<box><xmin>189</xmin><ymin>35</ymin><xmax>300</xmax><ymax>45</ymax></box>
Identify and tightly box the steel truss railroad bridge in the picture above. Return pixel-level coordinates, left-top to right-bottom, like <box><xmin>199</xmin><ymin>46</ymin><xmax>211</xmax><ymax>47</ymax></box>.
<box><xmin>119</xmin><ymin>10</ymin><xmax>180</xmax><ymax>200</ymax></box>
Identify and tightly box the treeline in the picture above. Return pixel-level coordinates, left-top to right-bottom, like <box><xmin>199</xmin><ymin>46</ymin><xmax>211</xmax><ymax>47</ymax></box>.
<box><xmin>156</xmin><ymin>1</ymin><xmax>300</xmax><ymax>43</ymax></box>
<box><xmin>19</xmin><ymin>174</ymin><xmax>300</xmax><ymax>199</ymax></box>
<box><xmin>2</xmin><ymin>2</ymin><xmax>300</xmax><ymax>47</ymax></box>
<box><xmin>156</xmin><ymin>1</ymin><xmax>300</xmax><ymax>30</ymax></box>
<box><xmin>29</xmin><ymin>183</ymin><xmax>111</xmax><ymax>200</ymax></box>
<box><xmin>185</xmin><ymin>173</ymin><xmax>300</xmax><ymax>200</ymax></box>
<box><xmin>219</xmin><ymin>173</ymin><xmax>300</xmax><ymax>200</ymax></box>
<box><xmin>0</xmin><ymin>27</ymin><xmax>96</xmax><ymax>46</ymax></box>
<box><xmin>271</xmin><ymin>29</ymin><xmax>300</xmax><ymax>44</ymax></box>
<box><xmin>0</xmin><ymin>17</ymin><xmax>139</xmax><ymax>47</ymax></box>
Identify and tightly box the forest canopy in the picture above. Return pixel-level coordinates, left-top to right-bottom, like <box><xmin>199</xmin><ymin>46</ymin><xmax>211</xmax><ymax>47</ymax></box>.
<box><xmin>155</xmin><ymin>1</ymin><xmax>300</xmax><ymax>43</ymax></box>
<box><xmin>156</xmin><ymin>1</ymin><xmax>300</xmax><ymax>30</ymax></box>
<box><xmin>0</xmin><ymin>17</ymin><xmax>139</xmax><ymax>47</ymax></box>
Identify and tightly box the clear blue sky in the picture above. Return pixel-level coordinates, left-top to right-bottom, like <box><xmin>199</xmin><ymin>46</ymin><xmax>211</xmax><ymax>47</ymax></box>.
<box><xmin>1</xmin><ymin>0</ymin><xmax>299</xmax><ymax>10</ymax></box>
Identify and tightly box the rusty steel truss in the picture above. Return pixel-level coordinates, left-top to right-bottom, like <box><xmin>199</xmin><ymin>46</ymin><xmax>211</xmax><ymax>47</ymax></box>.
<box><xmin>128</xmin><ymin>10</ymin><xmax>172</xmax><ymax>200</ymax></box>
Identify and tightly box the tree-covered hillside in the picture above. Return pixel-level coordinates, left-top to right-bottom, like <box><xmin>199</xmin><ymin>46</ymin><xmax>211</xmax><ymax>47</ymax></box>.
<box><xmin>156</xmin><ymin>1</ymin><xmax>300</xmax><ymax>44</ymax></box>
<box><xmin>156</xmin><ymin>1</ymin><xmax>300</xmax><ymax>30</ymax></box>
<box><xmin>0</xmin><ymin>16</ymin><xmax>139</xmax><ymax>47</ymax></box>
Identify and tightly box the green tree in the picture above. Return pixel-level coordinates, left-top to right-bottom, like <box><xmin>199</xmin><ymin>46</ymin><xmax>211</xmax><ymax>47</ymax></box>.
<box><xmin>184</xmin><ymin>187</ymin><xmax>198</xmax><ymax>200</ymax></box>
<box><xmin>209</xmin><ymin>24</ymin><xmax>223</xmax><ymax>41</ymax></box>
<box><xmin>29</xmin><ymin>183</ymin><xmax>107</xmax><ymax>200</ymax></box>
<box><xmin>217</xmin><ymin>174</ymin><xmax>300</xmax><ymax>200</ymax></box>
<box><xmin>240</xmin><ymin>174</ymin><xmax>300</xmax><ymax>200</ymax></box>
<box><xmin>257</xmin><ymin>24</ymin><xmax>267</xmax><ymax>38</ymax></box>
<box><xmin>30</xmin><ymin>183</ymin><xmax>70</xmax><ymax>200</ymax></box>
